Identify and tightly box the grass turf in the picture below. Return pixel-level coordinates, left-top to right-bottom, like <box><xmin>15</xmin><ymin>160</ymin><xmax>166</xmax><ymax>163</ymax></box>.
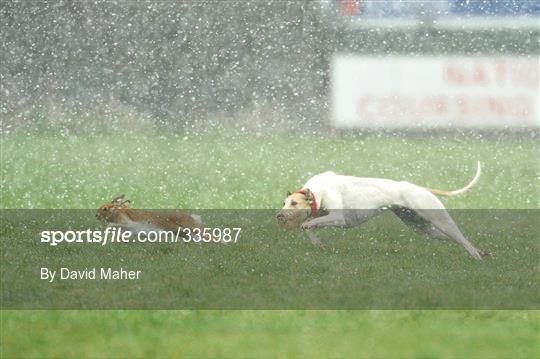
<box><xmin>1</xmin><ymin>131</ymin><xmax>539</xmax><ymax>357</ymax></box>
<box><xmin>2</xmin><ymin>310</ymin><xmax>538</xmax><ymax>358</ymax></box>
<box><xmin>1</xmin><ymin>131</ymin><xmax>538</xmax><ymax>209</ymax></box>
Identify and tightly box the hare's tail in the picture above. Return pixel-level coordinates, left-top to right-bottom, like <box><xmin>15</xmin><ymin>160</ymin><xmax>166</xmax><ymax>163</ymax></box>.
<box><xmin>190</xmin><ymin>214</ymin><xmax>204</xmax><ymax>227</ymax></box>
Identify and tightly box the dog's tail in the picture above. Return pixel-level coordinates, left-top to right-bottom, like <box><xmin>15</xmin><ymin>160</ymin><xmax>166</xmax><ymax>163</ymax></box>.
<box><xmin>425</xmin><ymin>161</ymin><xmax>481</xmax><ymax>197</ymax></box>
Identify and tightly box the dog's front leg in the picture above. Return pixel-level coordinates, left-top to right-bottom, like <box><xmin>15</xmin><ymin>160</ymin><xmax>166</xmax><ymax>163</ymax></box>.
<box><xmin>301</xmin><ymin>212</ymin><xmax>348</xmax><ymax>249</ymax></box>
<box><xmin>301</xmin><ymin>212</ymin><xmax>347</xmax><ymax>230</ymax></box>
<box><xmin>304</xmin><ymin>229</ymin><xmax>325</xmax><ymax>249</ymax></box>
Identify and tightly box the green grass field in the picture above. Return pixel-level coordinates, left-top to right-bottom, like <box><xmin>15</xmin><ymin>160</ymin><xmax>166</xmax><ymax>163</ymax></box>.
<box><xmin>1</xmin><ymin>130</ymin><xmax>539</xmax><ymax>357</ymax></box>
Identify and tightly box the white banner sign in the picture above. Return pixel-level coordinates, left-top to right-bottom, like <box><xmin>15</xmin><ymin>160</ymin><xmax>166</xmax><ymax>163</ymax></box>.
<box><xmin>331</xmin><ymin>55</ymin><xmax>539</xmax><ymax>129</ymax></box>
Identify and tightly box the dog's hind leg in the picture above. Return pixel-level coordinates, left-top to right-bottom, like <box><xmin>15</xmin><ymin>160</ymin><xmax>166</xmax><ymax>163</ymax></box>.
<box><xmin>414</xmin><ymin>208</ymin><xmax>486</xmax><ymax>261</ymax></box>
<box><xmin>400</xmin><ymin>189</ymin><xmax>487</xmax><ymax>261</ymax></box>
<box><xmin>391</xmin><ymin>206</ymin><xmax>448</xmax><ymax>239</ymax></box>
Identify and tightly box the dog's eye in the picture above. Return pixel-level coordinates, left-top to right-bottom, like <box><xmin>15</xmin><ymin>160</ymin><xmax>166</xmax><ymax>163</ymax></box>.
<box><xmin>291</xmin><ymin>201</ymin><xmax>297</xmax><ymax>206</ymax></box>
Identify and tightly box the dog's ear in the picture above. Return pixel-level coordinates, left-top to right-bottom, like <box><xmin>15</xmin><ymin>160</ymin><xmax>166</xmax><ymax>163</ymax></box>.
<box><xmin>303</xmin><ymin>188</ymin><xmax>313</xmax><ymax>201</ymax></box>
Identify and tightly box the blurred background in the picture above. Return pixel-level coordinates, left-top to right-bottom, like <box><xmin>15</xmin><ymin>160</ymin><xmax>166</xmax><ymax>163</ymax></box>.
<box><xmin>1</xmin><ymin>4</ymin><xmax>539</xmax><ymax>357</ymax></box>
<box><xmin>1</xmin><ymin>0</ymin><xmax>538</xmax><ymax>134</ymax></box>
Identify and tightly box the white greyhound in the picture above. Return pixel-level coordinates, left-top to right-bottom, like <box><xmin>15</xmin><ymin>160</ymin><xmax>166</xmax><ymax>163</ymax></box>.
<box><xmin>276</xmin><ymin>162</ymin><xmax>487</xmax><ymax>260</ymax></box>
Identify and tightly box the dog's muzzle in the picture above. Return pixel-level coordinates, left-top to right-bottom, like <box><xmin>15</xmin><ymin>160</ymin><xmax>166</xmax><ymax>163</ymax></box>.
<box><xmin>276</xmin><ymin>209</ymin><xmax>309</xmax><ymax>230</ymax></box>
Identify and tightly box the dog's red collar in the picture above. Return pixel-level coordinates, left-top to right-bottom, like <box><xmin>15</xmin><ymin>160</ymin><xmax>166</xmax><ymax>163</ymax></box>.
<box><xmin>295</xmin><ymin>188</ymin><xmax>318</xmax><ymax>217</ymax></box>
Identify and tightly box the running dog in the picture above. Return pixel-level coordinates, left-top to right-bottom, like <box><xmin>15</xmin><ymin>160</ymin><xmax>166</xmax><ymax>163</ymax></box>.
<box><xmin>276</xmin><ymin>162</ymin><xmax>487</xmax><ymax>260</ymax></box>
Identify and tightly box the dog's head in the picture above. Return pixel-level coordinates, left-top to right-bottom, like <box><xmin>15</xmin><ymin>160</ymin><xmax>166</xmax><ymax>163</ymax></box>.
<box><xmin>276</xmin><ymin>189</ymin><xmax>314</xmax><ymax>230</ymax></box>
<box><xmin>96</xmin><ymin>194</ymin><xmax>131</xmax><ymax>221</ymax></box>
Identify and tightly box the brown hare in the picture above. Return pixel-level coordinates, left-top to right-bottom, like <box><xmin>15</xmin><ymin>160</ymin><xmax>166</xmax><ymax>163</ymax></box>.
<box><xmin>96</xmin><ymin>195</ymin><xmax>203</xmax><ymax>237</ymax></box>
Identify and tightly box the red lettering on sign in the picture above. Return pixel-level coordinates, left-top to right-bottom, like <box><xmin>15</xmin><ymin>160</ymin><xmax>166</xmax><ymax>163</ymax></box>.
<box><xmin>488</xmin><ymin>97</ymin><xmax>505</xmax><ymax>118</ymax></box>
<box><xmin>445</xmin><ymin>65</ymin><xmax>466</xmax><ymax>85</ymax></box>
<box><xmin>354</xmin><ymin>93</ymin><xmax>535</xmax><ymax>126</ymax></box>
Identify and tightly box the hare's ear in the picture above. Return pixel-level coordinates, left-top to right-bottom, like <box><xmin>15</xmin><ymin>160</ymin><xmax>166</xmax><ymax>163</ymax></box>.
<box><xmin>112</xmin><ymin>194</ymin><xmax>125</xmax><ymax>204</ymax></box>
